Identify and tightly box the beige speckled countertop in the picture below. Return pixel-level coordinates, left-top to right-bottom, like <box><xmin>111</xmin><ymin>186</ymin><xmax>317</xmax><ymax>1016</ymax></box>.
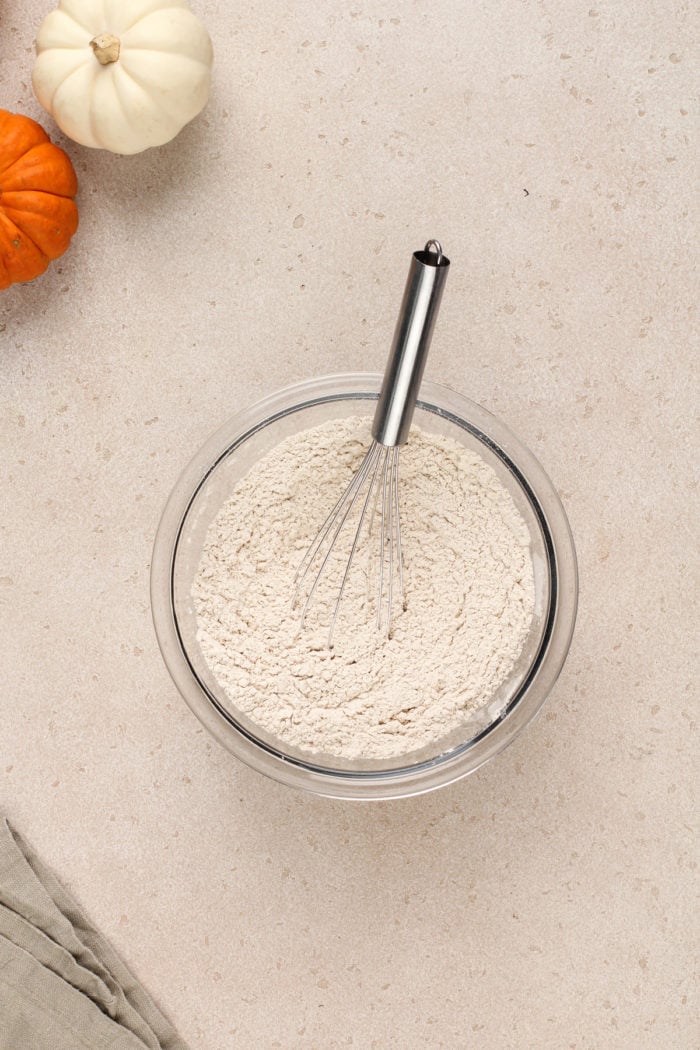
<box><xmin>2</xmin><ymin>2</ymin><xmax>697</xmax><ymax>1047</ymax></box>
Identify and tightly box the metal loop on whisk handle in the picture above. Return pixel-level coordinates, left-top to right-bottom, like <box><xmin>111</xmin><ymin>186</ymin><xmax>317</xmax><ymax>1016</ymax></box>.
<box><xmin>372</xmin><ymin>240</ymin><xmax>450</xmax><ymax>448</ymax></box>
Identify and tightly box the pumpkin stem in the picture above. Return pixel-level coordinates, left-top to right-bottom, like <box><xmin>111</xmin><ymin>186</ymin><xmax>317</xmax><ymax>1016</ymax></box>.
<box><xmin>90</xmin><ymin>33</ymin><xmax>121</xmax><ymax>65</ymax></box>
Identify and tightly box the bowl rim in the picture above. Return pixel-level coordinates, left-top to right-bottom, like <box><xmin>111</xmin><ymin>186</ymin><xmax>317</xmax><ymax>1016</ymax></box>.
<box><xmin>150</xmin><ymin>373</ymin><xmax>578</xmax><ymax>800</ymax></box>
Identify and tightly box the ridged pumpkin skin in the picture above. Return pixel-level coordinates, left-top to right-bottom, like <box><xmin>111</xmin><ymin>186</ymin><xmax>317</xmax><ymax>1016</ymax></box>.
<box><xmin>33</xmin><ymin>0</ymin><xmax>214</xmax><ymax>155</ymax></box>
<box><xmin>0</xmin><ymin>109</ymin><xmax>78</xmax><ymax>290</ymax></box>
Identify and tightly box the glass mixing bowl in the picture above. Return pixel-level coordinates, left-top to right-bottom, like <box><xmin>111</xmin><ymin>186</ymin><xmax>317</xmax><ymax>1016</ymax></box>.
<box><xmin>151</xmin><ymin>375</ymin><xmax>577</xmax><ymax>800</ymax></box>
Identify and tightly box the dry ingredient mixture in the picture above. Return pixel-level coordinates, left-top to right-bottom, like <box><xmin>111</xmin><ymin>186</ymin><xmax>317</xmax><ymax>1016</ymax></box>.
<box><xmin>193</xmin><ymin>418</ymin><xmax>536</xmax><ymax>761</ymax></box>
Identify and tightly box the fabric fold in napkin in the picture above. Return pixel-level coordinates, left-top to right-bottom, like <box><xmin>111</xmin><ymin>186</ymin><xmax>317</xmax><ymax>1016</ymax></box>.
<box><xmin>0</xmin><ymin>817</ymin><xmax>188</xmax><ymax>1050</ymax></box>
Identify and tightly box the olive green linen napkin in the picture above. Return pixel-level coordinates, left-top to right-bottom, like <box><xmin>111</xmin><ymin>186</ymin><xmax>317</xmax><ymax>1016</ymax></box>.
<box><xmin>0</xmin><ymin>818</ymin><xmax>188</xmax><ymax>1050</ymax></box>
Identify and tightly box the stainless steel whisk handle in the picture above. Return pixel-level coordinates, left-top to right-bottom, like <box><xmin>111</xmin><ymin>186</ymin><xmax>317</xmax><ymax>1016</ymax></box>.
<box><xmin>371</xmin><ymin>240</ymin><xmax>450</xmax><ymax>448</ymax></box>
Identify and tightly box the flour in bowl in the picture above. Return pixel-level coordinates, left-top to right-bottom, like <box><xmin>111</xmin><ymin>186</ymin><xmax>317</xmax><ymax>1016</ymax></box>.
<box><xmin>192</xmin><ymin>418</ymin><xmax>536</xmax><ymax>761</ymax></box>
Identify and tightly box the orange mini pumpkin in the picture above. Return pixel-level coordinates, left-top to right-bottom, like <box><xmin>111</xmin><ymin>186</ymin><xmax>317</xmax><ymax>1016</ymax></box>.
<box><xmin>0</xmin><ymin>109</ymin><xmax>78</xmax><ymax>290</ymax></box>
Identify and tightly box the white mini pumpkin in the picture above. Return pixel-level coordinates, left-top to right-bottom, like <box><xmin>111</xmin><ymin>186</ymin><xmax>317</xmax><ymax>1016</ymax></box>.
<box><xmin>32</xmin><ymin>0</ymin><xmax>214</xmax><ymax>155</ymax></box>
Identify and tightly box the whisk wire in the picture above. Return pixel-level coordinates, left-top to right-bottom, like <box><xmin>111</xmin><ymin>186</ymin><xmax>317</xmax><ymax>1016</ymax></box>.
<box><xmin>377</xmin><ymin>446</ymin><xmax>390</xmax><ymax>632</ymax></box>
<box><xmin>293</xmin><ymin>441</ymin><xmax>378</xmax><ymax>596</ymax></box>
<box><xmin>393</xmin><ymin>448</ymin><xmax>404</xmax><ymax>608</ymax></box>
<box><xmin>374</xmin><ymin>446</ymin><xmax>405</xmax><ymax>635</ymax></box>
<box><xmin>292</xmin><ymin>438</ymin><xmax>406</xmax><ymax>644</ymax></box>
<box><xmin>292</xmin><ymin>444</ymin><xmax>373</xmax><ymax>594</ymax></box>
<box><xmin>386</xmin><ymin>449</ymin><xmax>395</xmax><ymax>635</ymax></box>
<box><xmin>327</xmin><ymin>441</ymin><xmax>385</xmax><ymax>646</ymax></box>
<box><xmin>295</xmin><ymin>441</ymin><xmax>382</xmax><ymax>629</ymax></box>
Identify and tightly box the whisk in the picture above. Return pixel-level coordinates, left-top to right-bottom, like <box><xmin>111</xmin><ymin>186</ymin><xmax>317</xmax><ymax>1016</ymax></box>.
<box><xmin>292</xmin><ymin>239</ymin><xmax>450</xmax><ymax>644</ymax></box>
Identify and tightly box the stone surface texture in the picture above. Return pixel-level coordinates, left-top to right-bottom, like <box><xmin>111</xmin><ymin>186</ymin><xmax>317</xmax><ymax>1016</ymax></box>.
<box><xmin>1</xmin><ymin>2</ymin><xmax>697</xmax><ymax>1048</ymax></box>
